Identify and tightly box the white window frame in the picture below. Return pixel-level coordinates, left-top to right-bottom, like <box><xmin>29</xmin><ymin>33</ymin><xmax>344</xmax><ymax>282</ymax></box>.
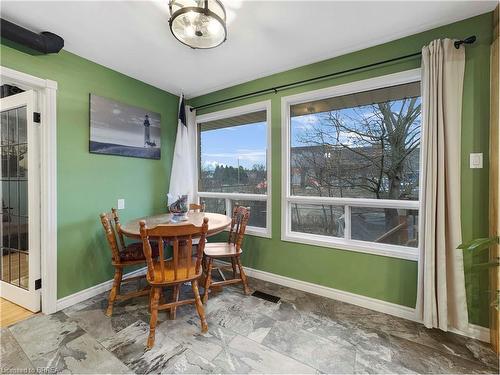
<box><xmin>196</xmin><ymin>100</ymin><xmax>272</xmax><ymax>238</ymax></box>
<box><xmin>281</xmin><ymin>69</ymin><xmax>422</xmax><ymax>261</ymax></box>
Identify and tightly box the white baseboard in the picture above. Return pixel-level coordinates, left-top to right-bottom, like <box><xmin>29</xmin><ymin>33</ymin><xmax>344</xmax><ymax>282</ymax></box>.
<box><xmin>55</xmin><ymin>262</ymin><xmax>491</xmax><ymax>343</ymax></box>
<box><xmin>56</xmin><ymin>267</ymin><xmax>147</xmax><ymax>311</ymax></box>
<box><xmin>240</xmin><ymin>265</ymin><xmax>417</xmax><ymax>322</ymax></box>
<box><xmin>238</xmin><ymin>264</ymin><xmax>491</xmax><ymax>343</ymax></box>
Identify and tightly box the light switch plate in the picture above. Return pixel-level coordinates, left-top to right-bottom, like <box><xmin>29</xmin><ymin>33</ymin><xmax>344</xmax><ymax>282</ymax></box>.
<box><xmin>469</xmin><ymin>153</ymin><xmax>483</xmax><ymax>169</ymax></box>
<box><xmin>117</xmin><ymin>199</ymin><xmax>125</xmax><ymax>210</ymax></box>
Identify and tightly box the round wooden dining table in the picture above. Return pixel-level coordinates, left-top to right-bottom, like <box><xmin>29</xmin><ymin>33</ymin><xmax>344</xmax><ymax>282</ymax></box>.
<box><xmin>120</xmin><ymin>212</ymin><xmax>232</xmax><ymax>239</ymax></box>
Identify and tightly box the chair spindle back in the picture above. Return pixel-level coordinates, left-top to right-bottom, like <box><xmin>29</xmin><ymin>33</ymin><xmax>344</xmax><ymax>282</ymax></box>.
<box><xmin>140</xmin><ymin>217</ymin><xmax>209</xmax><ymax>283</ymax></box>
<box><xmin>99</xmin><ymin>211</ymin><xmax>121</xmax><ymax>263</ymax></box>
<box><xmin>111</xmin><ymin>208</ymin><xmax>127</xmax><ymax>251</ymax></box>
<box><xmin>189</xmin><ymin>202</ymin><xmax>205</xmax><ymax>212</ymax></box>
<box><xmin>227</xmin><ymin>206</ymin><xmax>250</xmax><ymax>250</ymax></box>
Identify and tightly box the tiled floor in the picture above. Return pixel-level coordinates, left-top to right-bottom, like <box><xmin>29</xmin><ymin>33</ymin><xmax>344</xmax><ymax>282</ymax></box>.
<box><xmin>1</xmin><ymin>276</ymin><xmax>499</xmax><ymax>374</ymax></box>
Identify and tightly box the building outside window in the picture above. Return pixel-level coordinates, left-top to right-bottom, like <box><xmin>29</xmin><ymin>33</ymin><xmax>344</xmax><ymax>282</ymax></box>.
<box><xmin>282</xmin><ymin>70</ymin><xmax>422</xmax><ymax>260</ymax></box>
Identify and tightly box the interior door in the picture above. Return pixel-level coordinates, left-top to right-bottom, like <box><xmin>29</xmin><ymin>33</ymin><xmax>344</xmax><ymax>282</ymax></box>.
<box><xmin>0</xmin><ymin>90</ymin><xmax>41</xmax><ymax>312</ymax></box>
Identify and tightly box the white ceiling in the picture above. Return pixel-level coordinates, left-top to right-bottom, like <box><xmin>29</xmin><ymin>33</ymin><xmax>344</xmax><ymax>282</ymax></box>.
<box><xmin>1</xmin><ymin>1</ymin><xmax>497</xmax><ymax>97</ymax></box>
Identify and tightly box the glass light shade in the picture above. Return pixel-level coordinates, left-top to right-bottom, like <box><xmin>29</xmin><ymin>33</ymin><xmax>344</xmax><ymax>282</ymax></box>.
<box><xmin>169</xmin><ymin>0</ymin><xmax>227</xmax><ymax>49</ymax></box>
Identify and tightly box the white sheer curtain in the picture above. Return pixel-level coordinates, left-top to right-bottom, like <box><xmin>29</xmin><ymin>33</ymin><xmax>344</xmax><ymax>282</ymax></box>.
<box><xmin>417</xmin><ymin>39</ymin><xmax>469</xmax><ymax>331</ymax></box>
<box><xmin>169</xmin><ymin>97</ymin><xmax>197</xmax><ymax>204</ymax></box>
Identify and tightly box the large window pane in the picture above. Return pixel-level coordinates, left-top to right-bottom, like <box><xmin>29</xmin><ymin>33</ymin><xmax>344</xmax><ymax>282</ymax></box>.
<box><xmin>199</xmin><ymin>113</ymin><xmax>267</xmax><ymax>194</ymax></box>
<box><xmin>290</xmin><ymin>82</ymin><xmax>421</xmax><ymax>200</ymax></box>
<box><xmin>351</xmin><ymin>207</ymin><xmax>418</xmax><ymax>247</ymax></box>
<box><xmin>231</xmin><ymin>200</ymin><xmax>266</xmax><ymax>228</ymax></box>
<box><xmin>291</xmin><ymin>204</ymin><xmax>344</xmax><ymax>237</ymax></box>
<box><xmin>201</xmin><ymin>197</ymin><xmax>226</xmax><ymax>214</ymax></box>
<box><xmin>197</xmin><ymin>107</ymin><xmax>271</xmax><ymax>236</ymax></box>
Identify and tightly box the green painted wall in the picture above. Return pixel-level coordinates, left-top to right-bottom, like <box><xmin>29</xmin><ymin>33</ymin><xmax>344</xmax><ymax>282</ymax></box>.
<box><xmin>190</xmin><ymin>13</ymin><xmax>493</xmax><ymax>327</ymax></box>
<box><xmin>0</xmin><ymin>45</ymin><xmax>179</xmax><ymax>298</ymax></box>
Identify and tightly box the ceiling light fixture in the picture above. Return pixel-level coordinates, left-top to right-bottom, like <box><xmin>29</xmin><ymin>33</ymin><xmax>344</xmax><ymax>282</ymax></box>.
<box><xmin>168</xmin><ymin>0</ymin><xmax>227</xmax><ymax>49</ymax></box>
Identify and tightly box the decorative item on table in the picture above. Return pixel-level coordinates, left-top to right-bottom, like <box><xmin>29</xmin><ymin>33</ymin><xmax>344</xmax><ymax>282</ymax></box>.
<box><xmin>168</xmin><ymin>194</ymin><xmax>188</xmax><ymax>221</ymax></box>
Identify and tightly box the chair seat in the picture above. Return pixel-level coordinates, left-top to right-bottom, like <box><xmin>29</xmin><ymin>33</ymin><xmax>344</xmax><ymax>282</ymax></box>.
<box><xmin>148</xmin><ymin>257</ymin><xmax>200</xmax><ymax>284</ymax></box>
<box><xmin>119</xmin><ymin>242</ymin><xmax>159</xmax><ymax>262</ymax></box>
<box><xmin>204</xmin><ymin>243</ymin><xmax>242</xmax><ymax>258</ymax></box>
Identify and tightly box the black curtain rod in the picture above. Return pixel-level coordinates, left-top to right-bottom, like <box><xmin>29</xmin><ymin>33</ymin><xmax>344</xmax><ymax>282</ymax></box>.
<box><xmin>190</xmin><ymin>35</ymin><xmax>476</xmax><ymax>112</ymax></box>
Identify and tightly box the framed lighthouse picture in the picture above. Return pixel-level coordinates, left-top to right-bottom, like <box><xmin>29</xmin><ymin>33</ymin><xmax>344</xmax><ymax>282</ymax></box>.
<box><xmin>89</xmin><ymin>94</ymin><xmax>161</xmax><ymax>159</ymax></box>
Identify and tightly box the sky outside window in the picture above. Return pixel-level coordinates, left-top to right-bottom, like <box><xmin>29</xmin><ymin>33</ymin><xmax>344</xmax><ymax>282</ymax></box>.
<box><xmin>200</xmin><ymin>121</ymin><xmax>267</xmax><ymax>170</ymax></box>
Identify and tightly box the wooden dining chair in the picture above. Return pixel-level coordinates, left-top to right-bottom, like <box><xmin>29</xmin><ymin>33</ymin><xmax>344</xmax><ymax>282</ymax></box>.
<box><xmin>202</xmin><ymin>206</ymin><xmax>250</xmax><ymax>303</ymax></box>
<box><xmin>140</xmin><ymin>217</ymin><xmax>209</xmax><ymax>349</ymax></box>
<box><xmin>189</xmin><ymin>202</ymin><xmax>205</xmax><ymax>212</ymax></box>
<box><xmin>99</xmin><ymin>209</ymin><xmax>159</xmax><ymax>317</ymax></box>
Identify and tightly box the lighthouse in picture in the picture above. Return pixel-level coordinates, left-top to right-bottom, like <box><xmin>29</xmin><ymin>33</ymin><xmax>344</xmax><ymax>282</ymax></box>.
<box><xmin>143</xmin><ymin>114</ymin><xmax>156</xmax><ymax>147</ymax></box>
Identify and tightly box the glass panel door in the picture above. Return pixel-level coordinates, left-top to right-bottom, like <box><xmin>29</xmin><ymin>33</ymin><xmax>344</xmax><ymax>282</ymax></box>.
<box><xmin>1</xmin><ymin>106</ymin><xmax>29</xmax><ymax>288</ymax></box>
<box><xmin>0</xmin><ymin>90</ymin><xmax>40</xmax><ymax>312</ymax></box>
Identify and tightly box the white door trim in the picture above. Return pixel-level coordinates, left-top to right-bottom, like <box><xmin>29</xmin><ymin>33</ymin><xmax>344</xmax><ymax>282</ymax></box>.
<box><xmin>0</xmin><ymin>66</ymin><xmax>58</xmax><ymax>314</ymax></box>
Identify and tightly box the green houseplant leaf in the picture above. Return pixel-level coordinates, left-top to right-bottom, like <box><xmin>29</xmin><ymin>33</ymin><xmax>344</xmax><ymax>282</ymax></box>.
<box><xmin>457</xmin><ymin>236</ymin><xmax>499</xmax><ymax>252</ymax></box>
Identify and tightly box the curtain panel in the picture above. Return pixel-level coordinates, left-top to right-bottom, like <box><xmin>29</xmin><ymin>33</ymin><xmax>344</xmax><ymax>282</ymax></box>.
<box><xmin>169</xmin><ymin>99</ymin><xmax>197</xmax><ymax>204</ymax></box>
<box><xmin>417</xmin><ymin>39</ymin><xmax>468</xmax><ymax>331</ymax></box>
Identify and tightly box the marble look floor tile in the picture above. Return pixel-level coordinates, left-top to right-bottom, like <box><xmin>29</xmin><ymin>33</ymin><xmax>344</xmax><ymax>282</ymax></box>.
<box><xmin>50</xmin><ymin>333</ymin><xmax>131</xmax><ymax>374</ymax></box>
<box><xmin>348</xmin><ymin>329</ymin><xmax>395</xmax><ymax>361</ymax></box>
<box><xmin>333</xmin><ymin>299</ymin><xmax>499</xmax><ymax>371</ymax></box>
<box><xmin>265</xmin><ymin>299</ymin><xmax>318</xmax><ymax>327</ymax></box>
<box><xmin>282</xmin><ymin>289</ymin><xmax>337</xmax><ymax>318</ymax></box>
<box><xmin>159</xmin><ymin>347</ymin><xmax>220</xmax><ymax>374</ymax></box>
<box><xmin>102</xmin><ymin>319</ymin><xmax>196</xmax><ymax>374</ymax></box>
<box><xmin>263</xmin><ymin>298</ymin><xmax>359</xmax><ymax>356</ymax></box>
<box><xmin>158</xmin><ymin>317</ymin><xmax>237</xmax><ymax>361</ymax></box>
<box><xmin>65</xmin><ymin>298</ymin><xmax>152</xmax><ymax>344</ymax></box>
<box><xmin>261</xmin><ymin>319</ymin><xmax>356</xmax><ymax>373</ymax></box>
<box><xmin>390</xmin><ymin>325</ymin><xmax>499</xmax><ymax>370</ymax></box>
<box><xmin>100</xmin><ymin>320</ymin><xmax>152</xmax><ymax>363</ymax></box>
<box><xmin>385</xmin><ymin>335</ymin><xmax>497</xmax><ymax>374</ymax></box>
<box><xmin>206</xmin><ymin>296</ymin><xmax>277</xmax><ymax>343</ymax></box>
<box><xmin>3</xmin><ymin>276</ymin><xmax>498</xmax><ymax>375</ymax></box>
<box><xmin>213</xmin><ymin>334</ymin><xmax>317</xmax><ymax>374</ymax></box>
<box><xmin>70</xmin><ymin>307</ymin><xmax>141</xmax><ymax>342</ymax></box>
<box><xmin>0</xmin><ymin>328</ymin><xmax>34</xmax><ymax>372</ymax></box>
<box><xmin>465</xmin><ymin>338</ymin><xmax>500</xmax><ymax>370</ymax></box>
<box><xmin>224</xmin><ymin>275</ymin><xmax>311</xmax><ymax>307</ymax></box>
<box><xmin>10</xmin><ymin>312</ymin><xmax>128</xmax><ymax>374</ymax></box>
<box><xmin>62</xmin><ymin>291</ymin><xmax>110</xmax><ymax>315</ymax></box>
<box><xmin>354</xmin><ymin>351</ymin><xmax>417</xmax><ymax>374</ymax></box>
<box><xmin>9</xmin><ymin>311</ymin><xmax>85</xmax><ymax>368</ymax></box>
<box><xmin>332</xmin><ymin>299</ymin><xmax>395</xmax><ymax>330</ymax></box>
<box><xmin>126</xmin><ymin>341</ymin><xmax>187</xmax><ymax>374</ymax></box>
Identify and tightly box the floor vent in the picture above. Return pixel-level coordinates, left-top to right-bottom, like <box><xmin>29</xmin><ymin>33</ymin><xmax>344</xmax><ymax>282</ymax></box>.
<box><xmin>251</xmin><ymin>290</ymin><xmax>281</xmax><ymax>303</ymax></box>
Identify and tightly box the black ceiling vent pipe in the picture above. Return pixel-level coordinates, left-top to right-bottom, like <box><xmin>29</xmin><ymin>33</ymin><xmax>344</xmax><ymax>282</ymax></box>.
<box><xmin>1</xmin><ymin>18</ymin><xmax>64</xmax><ymax>54</ymax></box>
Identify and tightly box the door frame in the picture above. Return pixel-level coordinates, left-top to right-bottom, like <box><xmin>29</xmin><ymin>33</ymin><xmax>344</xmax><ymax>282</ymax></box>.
<box><xmin>0</xmin><ymin>66</ymin><xmax>58</xmax><ymax>314</ymax></box>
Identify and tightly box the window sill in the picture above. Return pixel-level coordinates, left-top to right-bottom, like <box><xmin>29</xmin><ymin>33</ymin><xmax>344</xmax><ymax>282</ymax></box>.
<box><xmin>220</xmin><ymin>225</ymin><xmax>271</xmax><ymax>239</ymax></box>
<box><xmin>245</xmin><ymin>226</ymin><xmax>272</xmax><ymax>239</ymax></box>
<box><xmin>282</xmin><ymin>231</ymin><xmax>418</xmax><ymax>261</ymax></box>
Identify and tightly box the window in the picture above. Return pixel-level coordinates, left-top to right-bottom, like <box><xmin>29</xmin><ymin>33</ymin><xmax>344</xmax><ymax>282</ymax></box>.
<box><xmin>197</xmin><ymin>101</ymin><xmax>271</xmax><ymax>237</ymax></box>
<box><xmin>282</xmin><ymin>70</ymin><xmax>421</xmax><ymax>260</ymax></box>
